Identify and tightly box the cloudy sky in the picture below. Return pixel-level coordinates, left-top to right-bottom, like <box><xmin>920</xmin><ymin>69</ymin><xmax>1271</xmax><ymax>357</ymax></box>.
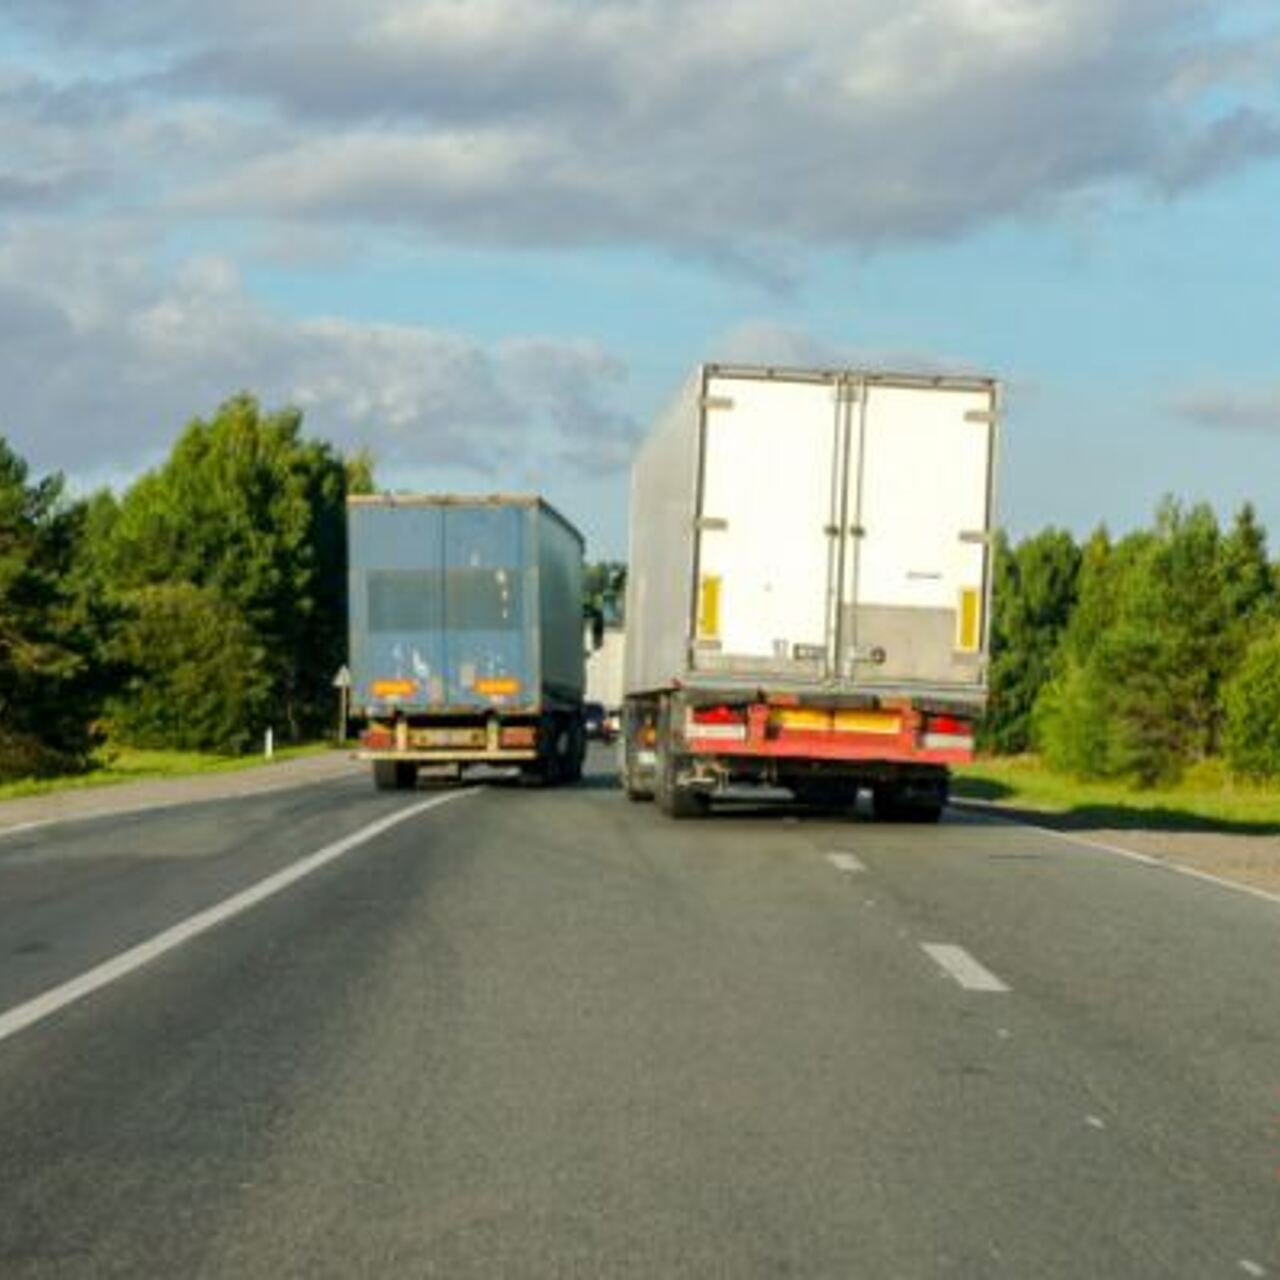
<box><xmin>2</xmin><ymin>0</ymin><xmax>1279</xmax><ymax>555</ymax></box>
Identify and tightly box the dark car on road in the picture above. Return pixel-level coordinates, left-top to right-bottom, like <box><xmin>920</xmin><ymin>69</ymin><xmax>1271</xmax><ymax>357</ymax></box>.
<box><xmin>584</xmin><ymin>702</ymin><xmax>613</xmax><ymax>742</ymax></box>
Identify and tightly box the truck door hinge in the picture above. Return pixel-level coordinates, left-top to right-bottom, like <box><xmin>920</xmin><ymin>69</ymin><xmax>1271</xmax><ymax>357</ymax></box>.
<box><xmin>701</xmin><ymin>395</ymin><xmax>734</xmax><ymax>412</ymax></box>
<box><xmin>964</xmin><ymin>409</ymin><xmax>998</xmax><ymax>424</ymax></box>
<box><xmin>959</xmin><ymin>530</ymin><xmax>991</xmax><ymax>545</ymax></box>
<box><xmin>697</xmin><ymin>516</ymin><xmax>729</xmax><ymax>532</ymax></box>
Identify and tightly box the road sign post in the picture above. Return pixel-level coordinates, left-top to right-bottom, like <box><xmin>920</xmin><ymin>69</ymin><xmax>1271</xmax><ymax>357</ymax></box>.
<box><xmin>333</xmin><ymin>665</ymin><xmax>352</xmax><ymax>743</ymax></box>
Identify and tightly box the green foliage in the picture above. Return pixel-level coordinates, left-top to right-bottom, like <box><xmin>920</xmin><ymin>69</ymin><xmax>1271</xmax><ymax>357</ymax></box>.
<box><xmin>584</xmin><ymin>560</ymin><xmax>627</xmax><ymax>628</ymax></box>
<box><xmin>101</xmin><ymin>394</ymin><xmax>362</xmax><ymax>744</ymax></box>
<box><xmin>0</xmin><ymin>439</ymin><xmax>113</xmax><ymax>777</ymax></box>
<box><xmin>983</xmin><ymin>527</ymin><xmax>1080</xmax><ymax>753</ymax></box>
<box><xmin>1223</xmin><ymin>626</ymin><xmax>1280</xmax><ymax>779</ymax></box>
<box><xmin>1033</xmin><ymin>501</ymin><xmax>1277</xmax><ymax>787</ymax></box>
<box><xmin>1030</xmin><ymin>659</ymin><xmax>1110</xmax><ymax>777</ymax></box>
<box><xmin>105</xmin><ymin>583</ymin><xmax>271</xmax><ymax>753</ymax></box>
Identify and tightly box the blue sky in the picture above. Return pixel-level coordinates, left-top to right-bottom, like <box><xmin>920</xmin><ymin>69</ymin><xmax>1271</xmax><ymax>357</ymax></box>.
<box><xmin>1</xmin><ymin>1</ymin><xmax>1279</xmax><ymax>557</ymax></box>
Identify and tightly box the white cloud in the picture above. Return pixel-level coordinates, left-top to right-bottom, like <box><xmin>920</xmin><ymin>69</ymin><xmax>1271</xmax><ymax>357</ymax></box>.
<box><xmin>0</xmin><ymin>228</ymin><xmax>639</xmax><ymax>486</ymax></box>
<box><xmin>3</xmin><ymin>1</ymin><xmax>1278</xmax><ymax>251</ymax></box>
<box><xmin>1170</xmin><ymin>386</ymin><xmax>1280</xmax><ymax>434</ymax></box>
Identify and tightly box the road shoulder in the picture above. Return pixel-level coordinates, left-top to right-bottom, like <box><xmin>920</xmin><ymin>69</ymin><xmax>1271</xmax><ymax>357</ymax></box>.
<box><xmin>0</xmin><ymin>752</ymin><xmax>364</xmax><ymax>837</ymax></box>
<box><xmin>955</xmin><ymin>798</ymin><xmax>1280</xmax><ymax>899</ymax></box>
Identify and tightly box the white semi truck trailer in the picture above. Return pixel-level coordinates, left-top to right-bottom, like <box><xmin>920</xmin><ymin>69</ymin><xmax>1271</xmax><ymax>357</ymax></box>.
<box><xmin>621</xmin><ymin>365</ymin><xmax>999</xmax><ymax>820</ymax></box>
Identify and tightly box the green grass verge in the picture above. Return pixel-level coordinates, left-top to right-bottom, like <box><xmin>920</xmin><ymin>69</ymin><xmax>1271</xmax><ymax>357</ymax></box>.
<box><xmin>0</xmin><ymin>742</ymin><xmax>339</xmax><ymax>803</ymax></box>
<box><xmin>953</xmin><ymin>755</ymin><xmax>1280</xmax><ymax>832</ymax></box>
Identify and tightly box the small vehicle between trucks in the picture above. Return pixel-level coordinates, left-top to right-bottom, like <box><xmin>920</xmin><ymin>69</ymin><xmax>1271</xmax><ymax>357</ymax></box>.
<box><xmin>348</xmin><ymin>494</ymin><xmax>588</xmax><ymax>790</ymax></box>
<box><xmin>620</xmin><ymin>364</ymin><xmax>999</xmax><ymax>821</ymax></box>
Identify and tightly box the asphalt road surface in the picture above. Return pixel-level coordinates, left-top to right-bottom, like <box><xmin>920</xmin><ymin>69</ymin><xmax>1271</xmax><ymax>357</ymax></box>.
<box><xmin>1</xmin><ymin>747</ymin><xmax>1277</xmax><ymax>1278</ymax></box>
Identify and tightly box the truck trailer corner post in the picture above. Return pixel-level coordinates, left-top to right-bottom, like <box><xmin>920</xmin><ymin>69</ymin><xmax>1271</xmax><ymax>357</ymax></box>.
<box><xmin>347</xmin><ymin>494</ymin><xmax>588</xmax><ymax>791</ymax></box>
<box><xmin>620</xmin><ymin>365</ymin><xmax>999</xmax><ymax>821</ymax></box>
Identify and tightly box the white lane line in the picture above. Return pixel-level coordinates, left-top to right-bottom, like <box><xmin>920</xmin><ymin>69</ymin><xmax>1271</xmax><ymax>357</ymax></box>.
<box><xmin>957</xmin><ymin>803</ymin><xmax>1280</xmax><ymax>910</ymax></box>
<box><xmin>1239</xmin><ymin>1261</ymin><xmax>1266</xmax><ymax>1278</ymax></box>
<box><xmin>827</xmin><ymin>852</ymin><xmax>866</xmax><ymax>874</ymax></box>
<box><xmin>921</xmin><ymin>943</ymin><xmax>1011</xmax><ymax>993</ymax></box>
<box><xmin>1085</xmin><ymin>1114</ymin><xmax>1106</xmax><ymax>1131</ymax></box>
<box><xmin>0</xmin><ymin>788</ymin><xmax>476</xmax><ymax>1046</ymax></box>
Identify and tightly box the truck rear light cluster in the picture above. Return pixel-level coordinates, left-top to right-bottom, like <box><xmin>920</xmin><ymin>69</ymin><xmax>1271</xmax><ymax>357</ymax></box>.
<box><xmin>691</xmin><ymin>705</ymin><xmax>744</xmax><ymax>725</ymax></box>
<box><xmin>926</xmin><ymin>715</ymin><xmax>970</xmax><ymax>737</ymax></box>
<box><xmin>687</xmin><ymin>705</ymin><xmax>748</xmax><ymax>741</ymax></box>
<box><xmin>362</xmin><ymin>727</ymin><xmax>394</xmax><ymax>750</ymax></box>
<box><xmin>500</xmin><ymin>726</ymin><xmax>537</xmax><ymax>748</ymax></box>
<box><xmin>921</xmin><ymin>714</ymin><xmax>974</xmax><ymax>753</ymax></box>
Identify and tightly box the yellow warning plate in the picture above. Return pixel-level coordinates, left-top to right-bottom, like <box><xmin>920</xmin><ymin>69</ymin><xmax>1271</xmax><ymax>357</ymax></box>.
<box><xmin>475</xmin><ymin>677</ymin><xmax>521</xmax><ymax>697</ymax></box>
<box><xmin>372</xmin><ymin>679</ymin><xmax>419</xmax><ymax>699</ymax></box>
<box><xmin>833</xmin><ymin>710</ymin><xmax>902</xmax><ymax>735</ymax></box>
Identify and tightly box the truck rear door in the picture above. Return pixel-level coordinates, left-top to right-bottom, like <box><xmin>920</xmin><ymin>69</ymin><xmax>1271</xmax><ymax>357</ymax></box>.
<box><xmin>841</xmin><ymin>380</ymin><xmax>995</xmax><ymax>689</ymax></box>
<box><xmin>354</xmin><ymin>503</ymin><xmax>447</xmax><ymax>711</ymax></box>
<box><xmin>442</xmin><ymin>504</ymin><xmax>530</xmax><ymax>708</ymax></box>
<box><xmin>692</xmin><ymin>372</ymin><xmax>842</xmax><ymax>679</ymax></box>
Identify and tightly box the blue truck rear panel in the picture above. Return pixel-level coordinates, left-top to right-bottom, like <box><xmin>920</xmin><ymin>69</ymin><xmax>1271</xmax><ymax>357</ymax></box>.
<box><xmin>348</xmin><ymin>495</ymin><xmax>584</xmax><ymax>718</ymax></box>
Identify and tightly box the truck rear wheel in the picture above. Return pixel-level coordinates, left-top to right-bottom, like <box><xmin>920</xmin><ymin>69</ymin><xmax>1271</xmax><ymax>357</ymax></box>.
<box><xmin>373</xmin><ymin>761</ymin><xmax>418</xmax><ymax>791</ymax></box>
<box><xmin>872</xmin><ymin>775</ymin><xmax>947</xmax><ymax>823</ymax></box>
<box><xmin>624</xmin><ymin>776</ymin><xmax>654</xmax><ymax>802</ymax></box>
<box><xmin>523</xmin><ymin>715</ymin><xmax>575</xmax><ymax>787</ymax></box>
<box><xmin>655</xmin><ymin>699</ymin><xmax>709</xmax><ymax>819</ymax></box>
<box><xmin>563</xmin><ymin>720</ymin><xmax>586</xmax><ymax>784</ymax></box>
<box><xmin>620</xmin><ymin>701</ymin><xmax>655</xmax><ymax>801</ymax></box>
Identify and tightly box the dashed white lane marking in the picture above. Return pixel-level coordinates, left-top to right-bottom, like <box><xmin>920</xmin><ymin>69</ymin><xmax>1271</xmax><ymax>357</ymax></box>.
<box><xmin>921</xmin><ymin>943</ymin><xmax>1011</xmax><ymax>993</ymax></box>
<box><xmin>0</xmin><ymin>789</ymin><xmax>477</xmax><ymax>1046</ymax></box>
<box><xmin>1085</xmin><ymin>1114</ymin><xmax>1106</xmax><ymax>1130</ymax></box>
<box><xmin>827</xmin><ymin>852</ymin><xmax>866</xmax><ymax>874</ymax></box>
<box><xmin>1239</xmin><ymin>1260</ymin><xmax>1266</xmax><ymax>1277</ymax></box>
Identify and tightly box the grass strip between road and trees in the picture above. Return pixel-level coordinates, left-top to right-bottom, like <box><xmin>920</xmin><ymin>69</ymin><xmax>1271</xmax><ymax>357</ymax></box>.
<box><xmin>953</xmin><ymin>755</ymin><xmax>1280</xmax><ymax>833</ymax></box>
<box><xmin>0</xmin><ymin>743</ymin><xmax>338</xmax><ymax>804</ymax></box>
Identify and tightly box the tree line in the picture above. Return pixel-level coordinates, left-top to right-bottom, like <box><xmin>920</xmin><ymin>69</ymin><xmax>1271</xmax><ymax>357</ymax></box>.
<box><xmin>4</xmin><ymin>393</ymin><xmax>1279</xmax><ymax>788</ymax></box>
<box><xmin>0</xmin><ymin>395</ymin><xmax>372</xmax><ymax>778</ymax></box>
<box><xmin>986</xmin><ymin>500</ymin><xmax>1280</xmax><ymax>783</ymax></box>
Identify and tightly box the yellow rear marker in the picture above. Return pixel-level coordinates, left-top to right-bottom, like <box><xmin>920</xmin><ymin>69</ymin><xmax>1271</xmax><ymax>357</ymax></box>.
<box><xmin>956</xmin><ymin>587</ymin><xmax>981</xmax><ymax>652</ymax></box>
<box><xmin>698</xmin><ymin>574</ymin><xmax>721</xmax><ymax>639</ymax></box>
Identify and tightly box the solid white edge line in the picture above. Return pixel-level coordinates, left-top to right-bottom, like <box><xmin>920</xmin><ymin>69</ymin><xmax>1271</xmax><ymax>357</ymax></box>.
<box><xmin>0</xmin><ymin>788</ymin><xmax>477</xmax><ymax>1046</ymax></box>
<box><xmin>955</xmin><ymin>801</ymin><xmax>1280</xmax><ymax>910</ymax></box>
<box><xmin>921</xmin><ymin>943</ymin><xmax>1011</xmax><ymax>993</ymax></box>
<box><xmin>826</xmin><ymin>852</ymin><xmax>866</xmax><ymax>874</ymax></box>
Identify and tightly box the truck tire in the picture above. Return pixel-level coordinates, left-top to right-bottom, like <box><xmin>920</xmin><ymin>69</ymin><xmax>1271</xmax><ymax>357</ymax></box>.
<box><xmin>374</xmin><ymin>760</ymin><xmax>418</xmax><ymax>791</ymax></box>
<box><xmin>622</xmin><ymin>740</ymin><xmax>654</xmax><ymax>802</ymax></box>
<box><xmin>655</xmin><ymin>699</ymin><xmax>709</xmax><ymax>819</ymax></box>
<box><xmin>563</xmin><ymin>720</ymin><xmax>586</xmax><ymax>784</ymax></box>
<box><xmin>621</xmin><ymin>704</ymin><xmax>655</xmax><ymax>801</ymax></box>
<box><xmin>873</xmin><ymin>776</ymin><xmax>947</xmax><ymax>823</ymax></box>
<box><xmin>524</xmin><ymin>715</ymin><xmax>570</xmax><ymax>787</ymax></box>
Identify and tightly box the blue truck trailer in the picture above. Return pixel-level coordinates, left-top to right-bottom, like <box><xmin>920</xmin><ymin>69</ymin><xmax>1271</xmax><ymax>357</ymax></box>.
<box><xmin>348</xmin><ymin>494</ymin><xmax>588</xmax><ymax>790</ymax></box>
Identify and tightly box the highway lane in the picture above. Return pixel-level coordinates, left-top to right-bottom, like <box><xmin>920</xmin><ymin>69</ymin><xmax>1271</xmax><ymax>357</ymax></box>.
<box><xmin>0</xmin><ymin>769</ymin><xmax>439</xmax><ymax>1013</ymax></box>
<box><xmin>0</xmin><ymin>749</ymin><xmax>1276</xmax><ymax>1277</ymax></box>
